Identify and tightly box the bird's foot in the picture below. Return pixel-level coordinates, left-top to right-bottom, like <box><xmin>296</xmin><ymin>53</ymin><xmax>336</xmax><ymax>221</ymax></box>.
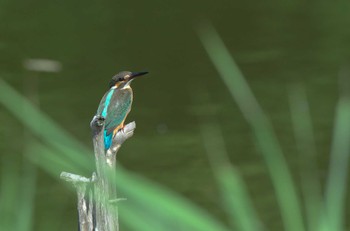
<box><xmin>110</xmin><ymin>122</ymin><xmax>136</xmax><ymax>151</ymax></box>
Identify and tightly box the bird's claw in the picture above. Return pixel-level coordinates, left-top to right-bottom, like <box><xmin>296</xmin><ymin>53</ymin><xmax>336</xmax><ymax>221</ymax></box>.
<box><xmin>110</xmin><ymin>122</ymin><xmax>136</xmax><ymax>151</ymax></box>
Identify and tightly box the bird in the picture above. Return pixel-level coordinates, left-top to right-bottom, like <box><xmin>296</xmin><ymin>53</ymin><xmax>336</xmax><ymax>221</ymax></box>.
<box><xmin>96</xmin><ymin>71</ymin><xmax>148</xmax><ymax>150</ymax></box>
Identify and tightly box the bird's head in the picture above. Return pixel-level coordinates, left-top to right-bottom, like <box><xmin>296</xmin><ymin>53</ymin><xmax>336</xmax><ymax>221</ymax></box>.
<box><xmin>109</xmin><ymin>71</ymin><xmax>148</xmax><ymax>89</ymax></box>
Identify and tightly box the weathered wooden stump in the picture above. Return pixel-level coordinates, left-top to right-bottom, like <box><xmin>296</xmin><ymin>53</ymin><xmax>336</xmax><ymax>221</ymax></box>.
<box><xmin>60</xmin><ymin>116</ymin><xmax>136</xmax><ymax>231</ymax></box>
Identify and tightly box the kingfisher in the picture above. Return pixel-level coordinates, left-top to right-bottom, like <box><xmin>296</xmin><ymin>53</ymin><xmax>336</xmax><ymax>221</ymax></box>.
<box><xmin>96</xmin><ymin>71</ymin><xmax>148</xmax><ymax>150</ymax></box>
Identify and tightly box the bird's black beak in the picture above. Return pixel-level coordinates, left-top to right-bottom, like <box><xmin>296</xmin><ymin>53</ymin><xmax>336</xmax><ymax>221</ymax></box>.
<box><xmin>130</xmin><ymin>71</ymin><xmax>148</xmax><ymax>80</ymax></box>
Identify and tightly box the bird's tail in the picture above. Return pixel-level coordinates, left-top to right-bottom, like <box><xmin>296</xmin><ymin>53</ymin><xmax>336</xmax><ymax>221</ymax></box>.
<box><xmin>104</xmin><ymin>130</ymin><xmax>113</xmax><ymax>150</ymax></box>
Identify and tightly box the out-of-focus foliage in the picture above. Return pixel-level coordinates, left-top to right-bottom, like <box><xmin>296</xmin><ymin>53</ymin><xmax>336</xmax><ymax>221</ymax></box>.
<box><xmin>1</xmin><ymin>28</ymin><xmax>349</xmax><ymax>231</ymax></box>
<box><xmin>1</xmin><ymin>0</ymin><xmax>350</xmax><ymax>230</ymax></box>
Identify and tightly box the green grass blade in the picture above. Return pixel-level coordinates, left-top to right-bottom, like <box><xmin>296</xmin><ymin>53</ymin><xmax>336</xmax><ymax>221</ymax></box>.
<box><xmin>198</xmin><ymin>24</ymin><xmax>305</xmax><ymax>231</ymax></box>
<box><xmin>116</xmin><ymin>167</ymin><xmax>230</xmax><ymax>231</ymax></box>
<box><xmin>288</xmin><ymin>85</ymin><xmax>322</xmax><ymax>231</ymax></box>
<box><xmin>216</xmin><ymin>166</ymin><xmax>261</xmax><ymax>231</ymax></box>
<box><xmin>28</xmin><ymin>142</ymin><xmax>79</xmax><ymax>176</ymax></box>
<box><xmin>200</xmin><ymin>122</ymin><xmax>262</xmax><ymax>231</ymax></box>
<box><xmin>16</xmin><ymin>160</ymin><xmax>37</xmax><ymax>231</ymax></box>
<box><xmin>0</xmin><ymin>79</ymin><xmax>93</xmax><ymax>173</ymax></box>
<box><xmin>120</xmin><ymin>207</ymin><xmax>167</xmax><ymax>231</ymax></box>
<box><xmin>0</xmin><ymin>157</ymin><xmax>20</xmax><ymax>230</ymax></box>
<box><xmin>323</xmin><ymin>96</ymin><xmax>350</xmax><ymax>231</ymax></box>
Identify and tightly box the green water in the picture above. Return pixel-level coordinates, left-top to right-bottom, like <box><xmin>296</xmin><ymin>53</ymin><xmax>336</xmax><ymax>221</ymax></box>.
<box><xmin>1</xmin><ymin>1</ymin><xmax>349</xmax><ymax>230</ymax></box>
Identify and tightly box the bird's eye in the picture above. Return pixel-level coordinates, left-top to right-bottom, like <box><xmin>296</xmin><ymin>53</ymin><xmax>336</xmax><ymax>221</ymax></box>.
<box><xmin>118</xmin><ymin>77</ymin><xmax>124</xmax><ymax>81</ymax></box>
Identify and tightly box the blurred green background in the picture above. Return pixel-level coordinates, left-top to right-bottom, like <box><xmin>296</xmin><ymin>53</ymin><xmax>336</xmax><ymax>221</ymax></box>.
<box><xmin>1</xmin><ymin>0</ymin><xmax>349</xmax><ymax>230</ymax></box>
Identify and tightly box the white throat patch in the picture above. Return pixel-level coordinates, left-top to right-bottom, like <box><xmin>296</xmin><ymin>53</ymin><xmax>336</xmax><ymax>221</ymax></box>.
<box><xmin>122</xmin><ymin>80</ymin><xmax>133</xmax><ymax>89</ymax></box>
